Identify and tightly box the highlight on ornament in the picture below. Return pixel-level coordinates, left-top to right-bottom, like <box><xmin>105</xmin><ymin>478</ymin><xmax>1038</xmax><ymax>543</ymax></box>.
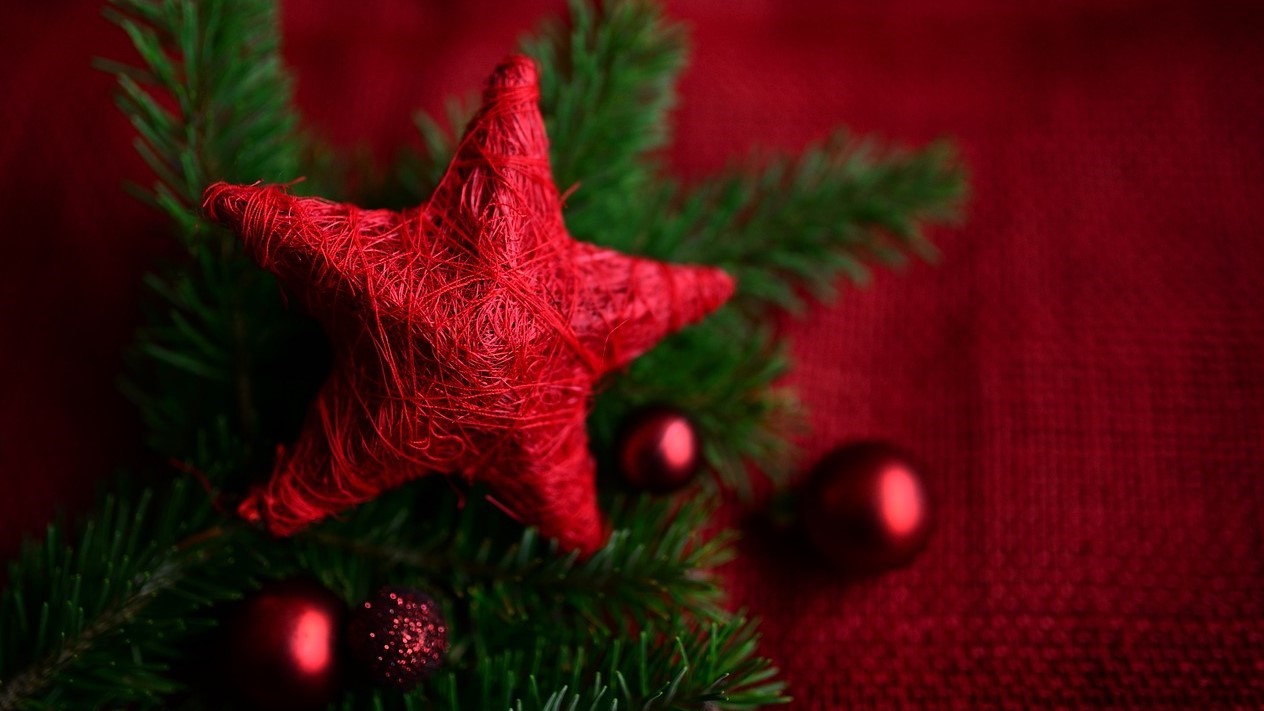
<box><xmin>617</xmin><ymin>405</ymin><xmax>704</xmax><ymax>493</ymax></box>
<box><xmin>221</xmin><ymin>579</ymin><xmax>347</xmax><ymax>711</ymax></box>
<box><xmin>798</xmin><ymin>440</ymin><xmax>934</xmax><ymax>574</ymax></box>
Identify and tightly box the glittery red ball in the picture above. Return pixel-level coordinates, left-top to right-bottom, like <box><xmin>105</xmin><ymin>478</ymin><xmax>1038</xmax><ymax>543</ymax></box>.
<box><xmin>348</xmin><ymin>587</ymin><xmax>449</xmax><ymax>690</ymax></box>
<box><xmin>617</xmin><ymin>406</ymin><xmax>703</xmax><ymax>493</ymax></box>
<box><xmin>799</xmin><ymin>441</ymin><xmax>933</xmax><ymax>574</ymax></box>
<box><xmin>221</xmin><ymin>579</ymin><xmax>346</xmax><ymax>711</ymax></box>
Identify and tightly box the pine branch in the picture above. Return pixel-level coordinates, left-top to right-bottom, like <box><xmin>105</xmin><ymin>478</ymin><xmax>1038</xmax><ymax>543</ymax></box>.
<box><xmin>332</xmin><ymin>615</ymin><xmax>784</xmax><ymax>711</ymax></box>
<box><xmin>292</xmin><ymin>485</ymin><xmax>787</xmax><ymax>709</ymax></box>
<box><xmin>592</xmin><ymin>134</ymin><xmax>963</xmax><ymax>491</ymax></box>
<box><xmin>105</xmin><ymin>0</ymin><xmax>304</xmax><ymax>225</ymax></box>
<box><xmin>0</xmin><ymin>481</ymin><xmax>245</xmax><ymax>710</ymax></box>
<box><xmin>296</xmin><ymin>485</ymin><xmax>731</xmax><ymax>638</ymax></box>
<box><xmin>665</xmin><ymin>133</ymin><xmax>966</xmax><ymax>314</ymax></box>
<box><xmin>424</xmin><ymin>616</ymin><xmax>785</xmax><ymax>710</ymax></box>
<box><xmin>524</xmin><ymin>0</ymin><xmax>685</xmax><ymax>243</ymax></box>
<box><xmin>591</xmin><ymin>309</ymin><xmax>803</xmax><ymax>493</ymax></box>
<box><xmin>105</xmin><ymin>0</ymin><xmax>325</xmax><ymax>483</ymax></box>
<box><xmin>397</xmin><ymin>0</ymin><xmax>684</xmax><ymax>231</ymax></box>
<box><xmin>457</xmin><ymin>497</ymin><xmax>731</xmax><ymax>640</ymax></box>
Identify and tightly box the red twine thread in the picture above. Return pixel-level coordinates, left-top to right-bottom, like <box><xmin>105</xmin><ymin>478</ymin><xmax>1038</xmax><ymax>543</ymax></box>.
<box><xmin>202</xmin><ymin>56</ymin><xmax>733</xmax><ymax>555</ymax></box>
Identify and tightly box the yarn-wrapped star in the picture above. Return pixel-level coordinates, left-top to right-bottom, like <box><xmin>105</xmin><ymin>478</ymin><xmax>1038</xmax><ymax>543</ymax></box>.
<box><xmin>203</xmin><ymin>56</ymin><xmax>733</xmax><ymax>554</ymax></box>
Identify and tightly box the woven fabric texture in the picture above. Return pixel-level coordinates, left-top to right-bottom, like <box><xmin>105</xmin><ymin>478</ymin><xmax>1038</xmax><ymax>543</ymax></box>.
<box><xmin>1</xmin><ymin>0</ymin><xmax>1261</xmax><ymax>706</ymax></box>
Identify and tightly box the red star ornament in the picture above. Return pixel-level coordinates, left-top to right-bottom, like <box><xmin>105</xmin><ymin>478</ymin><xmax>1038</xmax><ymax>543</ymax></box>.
<box><xmin>203</xmin><ymin>56</ymin><xmax>734</xmax><ymax>555</ymax></box>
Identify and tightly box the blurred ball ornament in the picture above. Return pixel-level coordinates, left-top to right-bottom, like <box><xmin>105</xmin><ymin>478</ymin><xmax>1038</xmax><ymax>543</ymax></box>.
<box><xmin>222</xmin><ymin>578</ymin><xmax>346</xmax><ymax>711</ymax></box>
<box><xmin>799</xmin><ymin>441</ymin><xmax>933</xmax><ymax>573</ymax></box>
<box><xmin>617</xmin><ymin>406</ymin><xmax>703</xmax><ymax>493</ymax></box>
<box><xmin>348</xmin><ymin>586</ymin><xmax>449</xmax><ymax>690</ymax></box>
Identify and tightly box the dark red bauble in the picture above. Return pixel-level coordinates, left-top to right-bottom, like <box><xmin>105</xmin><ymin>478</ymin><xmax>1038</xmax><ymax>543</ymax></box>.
<box><xmin>221</xmin><ymin>579</ymin><xmax>347</xmax><ymax>711</ymax></box>
<box><xmin>799</xmin><ymin>441</ymin><xmax>933</xmax><ymax>574</ymax></box>
<box><xmin>617</xmin><ymin>406</ymin><xmax>703</xmax><ymax>493</ymax></box>
<box><xmin>348</xmin><ymin>586</ymin><xmax>449</xmax><ymax>690</ymax></box>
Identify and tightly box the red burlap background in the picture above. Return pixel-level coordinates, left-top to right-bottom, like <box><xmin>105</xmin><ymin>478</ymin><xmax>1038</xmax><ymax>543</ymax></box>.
<box><xmin>2</xmin><ymin>0</ymin><xmax>1261</xmax><ymax>706</ymax></box>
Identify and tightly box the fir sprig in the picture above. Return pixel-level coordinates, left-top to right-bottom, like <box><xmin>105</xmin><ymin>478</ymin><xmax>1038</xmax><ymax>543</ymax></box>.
<box><xmin>427</xmin><ymin>616</ymin><xmax>784</xmax><ymax>710</ymax></box>
<box><xmin>0</xmin><ymin>481</ymin><xmax>242</xmax><ymax>710</ymax></box>
<box><xmin>105</xmin><ymin>0</ymin><xmax>323</xmax><ymax>484</ymax></box>
<box><xmin>400</xmin><ymin>0</ymin><xmax>684</xmax><ymax>226</ymax></box>
<box><xmin>297</xmin><ymin>488</ymin><xmax>730</xmax><ymax>639</ymax></box>
<box><xmin>335</xmin><ymin>617</ymin><xmax>783</xmax><ymax>710</ymax></box>
<box><xmin>591</xmin><ymin>310</ymin><xmax>802</xmax><ymax>493</ymax></box>
<box><xmin>281</xmin><ymin>486</ymin><xmax>778</xmax><ymax>710</ymax></box>
<box><xmin>525</xmin><ymin>0</ymin><xmax>685</xmax><ymax>243</ymax></box>
<box><xmin>667</xmin><ymin>133</ymin><xmax>966</xmax><ymax>313</ymax></box>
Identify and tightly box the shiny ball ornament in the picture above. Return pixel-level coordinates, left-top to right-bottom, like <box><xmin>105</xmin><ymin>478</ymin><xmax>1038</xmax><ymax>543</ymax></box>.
<box><xmin>799</xmin><ymin>441</ymin><xmax>933</xmax><ymax>574</ymax></box>
<box><xmin>617</xmin><ymin>406</ymin><xmax>703</xmax><ymax>493</ymax></box>
<box><xmin>221</xmin><ymin>578</ymin><xmax>347</xmax><ymax>711</ymax></box>
<box><xmin>348</xmin><ymin>586</ymin><xmax>449</xmax><ymax>690</ymax></box>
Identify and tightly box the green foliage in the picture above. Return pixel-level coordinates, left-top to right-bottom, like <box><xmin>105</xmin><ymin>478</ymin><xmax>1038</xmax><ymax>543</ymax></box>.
<box><xmin>105</xmin><ymin>0</ymin><xmax>303</xmax><ymax>223</ymax></box>
<box><xmin>525</xmin><ymin>0</ymin><xmax>685</xmax><ymax>242</ymax></box>
<box><xmin>0</xmin><ymin>0</ymin><xmax>967</xmax><ymax>707</ymax></box>
<box><xmin>105</xmin><ymin>0</ymin><xmax>326</xmax><ymax>485</ymax></box>
<box><xmin>0</xmin><ymin>481</ymin><xmax>243</xmax><ymax>710</ymax></box>
<box><xmin>665</xmin><ymin>133</ymin><xmax>965</xmax><ymax>314</ymax></box>
<box><xmin>301</xmin><ymin>485</ymin><xmax>782</xmax><ymax>710</ymax></box>
<box><xmin>418</xmin><ymin>617</ymin><xmax>783</xmax><ymax>710</ymax></box>
<box><xmin>0</xmin><ymin>480</ymin><xmax>777</xmax><ymax>710</ymax></box>
<box><xmin>590</xmin><ymin>310</ymin><xmax>802</xmax><ymax>494</ymax></box>
<box><xmin>333</xmin><ymin>622</ymin><xmax>781</xmax><ymax>711</ymax></box>
<box><xmin>300</xmin><ymin>489</ymin><xmax>730</xmax><ymax>634</ymax></box>
<box><xmin>398</xmin><ymin>0</ymin><xmax>685</xmax><ymax>227</ymax></box>
<box><xmin>584</xmin><ymin>134</ymin><xmax>963</xmax><ymax>488</ymax></box>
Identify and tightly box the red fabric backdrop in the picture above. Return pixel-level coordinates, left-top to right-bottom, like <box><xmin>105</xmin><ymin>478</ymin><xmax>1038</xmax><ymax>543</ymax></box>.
<box><xmin>2</xmin><ymin>0</ymin><xmax>1262</xmax><ymax>706</ymax></box>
